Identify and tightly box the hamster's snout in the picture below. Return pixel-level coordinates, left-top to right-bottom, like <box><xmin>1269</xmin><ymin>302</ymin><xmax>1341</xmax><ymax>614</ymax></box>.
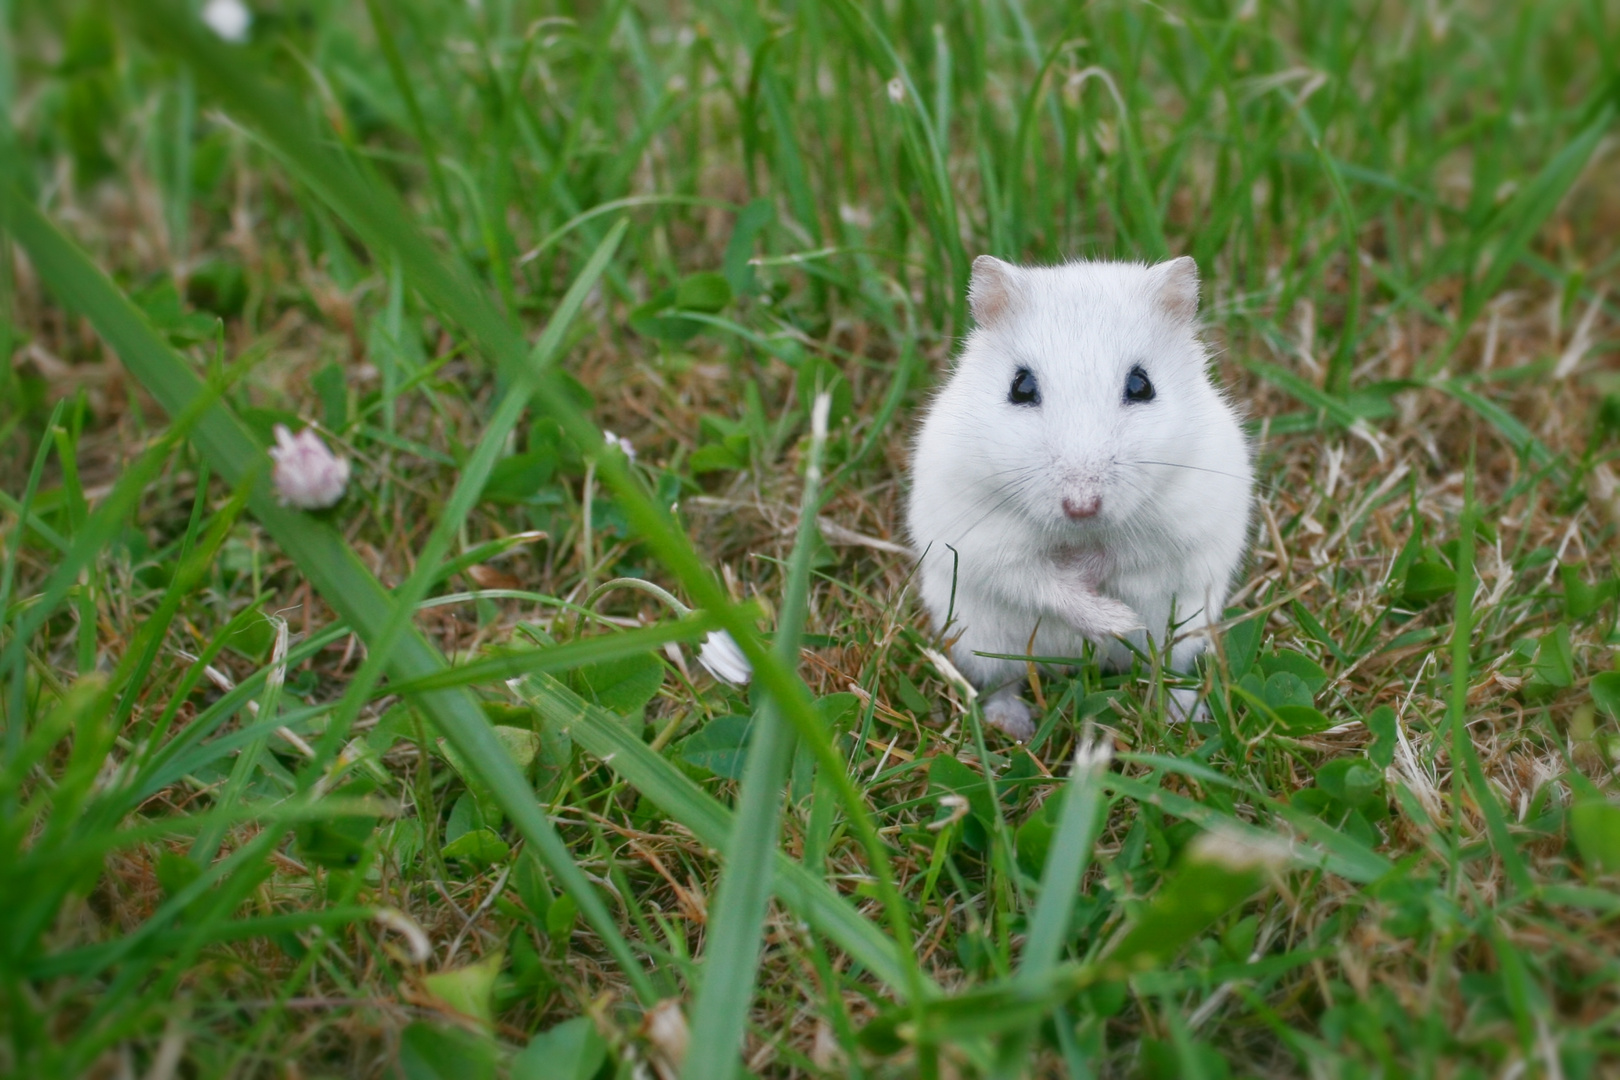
<box><xmin>1062</xmin><ymin>495</ymin><xmax>1101</xmax><ymax>520</ymax></box>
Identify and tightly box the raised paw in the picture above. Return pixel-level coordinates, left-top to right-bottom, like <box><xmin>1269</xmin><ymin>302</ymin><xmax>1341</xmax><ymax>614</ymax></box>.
<box><xmin>982</xmin><ymin>692</ymin><xmax>1036</xmax><ymax>742</ymax></box>
<box><xmin>1060</xmin><ymin>589</ymin><xmax>1144</xmax><ymax>640</ymax></box>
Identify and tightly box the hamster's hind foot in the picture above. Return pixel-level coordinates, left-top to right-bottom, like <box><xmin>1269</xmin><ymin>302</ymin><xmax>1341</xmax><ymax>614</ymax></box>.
<box><xmin>982</xmin><ymin>690</ymin><xmax>1036</xmax><ymax>742</ymax></box>
<box><xmin>1167</xmin><ymin>686</ymin><xmax>1207</xmax><ymax>724</ymax></box>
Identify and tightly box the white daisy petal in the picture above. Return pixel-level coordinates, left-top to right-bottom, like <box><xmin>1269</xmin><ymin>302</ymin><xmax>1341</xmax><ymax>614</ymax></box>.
<box><xmin>697</xmin><ymin>630</ymin><xmax>752</xmax><ymax>685</ymax></box>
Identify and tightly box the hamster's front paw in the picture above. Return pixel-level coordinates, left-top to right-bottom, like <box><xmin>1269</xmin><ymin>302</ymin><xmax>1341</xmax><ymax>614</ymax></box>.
<box><xmin>982</xmin><ymin>691</ymin><xmax>1036</xmax><ymax>742</ymax></box>
<box><xmin>1058</xmin><ymin>589</ymin><xmax>1143</xmax><ymax>640</ymax></box>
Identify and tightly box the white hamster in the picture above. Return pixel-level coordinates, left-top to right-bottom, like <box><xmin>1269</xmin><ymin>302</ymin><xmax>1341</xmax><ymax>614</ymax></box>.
<box><xmin>906</xmin><ymin>255</ymin><xmax>1253</xmax><ymax>740</ymax></box>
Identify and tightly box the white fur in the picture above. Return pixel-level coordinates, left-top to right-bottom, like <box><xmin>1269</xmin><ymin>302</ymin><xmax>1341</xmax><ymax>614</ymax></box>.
<box><xmin>906</xmin><ymin>256</ymin><xmax>1253</xmax><ymax>740</ymax></box>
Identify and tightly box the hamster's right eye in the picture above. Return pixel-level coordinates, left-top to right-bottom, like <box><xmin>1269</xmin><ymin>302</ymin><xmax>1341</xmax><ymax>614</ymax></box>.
<box><xmin>1008</xmin><ymin>367</ymin><xmax>1041</xmax><ymax>407</ymax></box>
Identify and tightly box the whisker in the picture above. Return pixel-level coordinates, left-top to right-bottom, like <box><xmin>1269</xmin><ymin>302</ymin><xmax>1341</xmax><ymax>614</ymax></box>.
<box><xmin>925</xmin><ymin>469</ymin><xmax>1041</xmax><ymax>537</ymax></box>
<box><xmin>949</xmin><ymin>485</ymin><xmax>1034</xmax><ymax>547</ymax></box>
<box><xmin>1125</xmin><ymin>459</ymin><xmax>1252</xmax><ymax>482</ymax></box>
<box><xmin>1120</xmin><ymin>459</ymin><xmax>1277</xmax><ymax>496</ymax></box>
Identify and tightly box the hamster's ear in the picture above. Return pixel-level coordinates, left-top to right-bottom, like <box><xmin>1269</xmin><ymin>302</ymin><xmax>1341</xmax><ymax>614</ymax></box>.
<box><xmin>1150</xmin><ymin>256</ymin><xmax>1200</xmax><ymax>322</ymax></box>
<box><xmin>969</xmin><ymin>255</ymin><xmax>1019</xmax><ymax>326</ymax></box>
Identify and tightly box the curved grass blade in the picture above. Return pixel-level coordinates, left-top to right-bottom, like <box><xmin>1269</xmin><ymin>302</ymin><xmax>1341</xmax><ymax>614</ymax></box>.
<box><xmin>383</xmin><ymin>611</ymin><xmax>726</xmax><ymax>697</ymax></box>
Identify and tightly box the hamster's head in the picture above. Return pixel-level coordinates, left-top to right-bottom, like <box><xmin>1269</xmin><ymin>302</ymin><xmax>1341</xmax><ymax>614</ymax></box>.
<box><xmin>933</xmin><ymin>255</ymin><xmax>1236</xmax><ymax>544</ymax></box>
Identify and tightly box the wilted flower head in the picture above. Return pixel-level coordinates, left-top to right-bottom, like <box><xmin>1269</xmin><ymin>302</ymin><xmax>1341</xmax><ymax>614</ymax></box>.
<box><xmin>697</xmin><ymin>630</ymin><xmax>751</xmax><ymax>686</ymax></box>
<box><xmin>270</xmin><ymin>424</ymin><xmax>350</xmax><ymax>510</ymax></box>
<box><xmin>202</xmin><ymin>0</ymin><xmax>252</xmax><ymax>43</ymax></box>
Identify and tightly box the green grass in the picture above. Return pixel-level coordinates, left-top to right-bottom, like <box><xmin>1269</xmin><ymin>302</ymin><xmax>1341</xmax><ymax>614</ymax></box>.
<box><xmin>3</xmin><ymin>0</ymin><xmax>1620</xmax><ymax>1076</ymax></box>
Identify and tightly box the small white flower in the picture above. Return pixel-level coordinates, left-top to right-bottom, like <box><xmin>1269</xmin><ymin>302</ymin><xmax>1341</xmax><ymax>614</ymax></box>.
<box><xmin>269</xmin><ymin>424</ymin><xmax>350</xmax><ymax>509</ymax></box>
<box><xmin>601</xmin><ymin>429</ymin><xmax>636</xmax><ymax>461</ymax></box>
<box><xmin>697</xmin><ymin>630</ymin><xmax>751</xmax><ymax>686</ymax></box>
<box><xmin>201</xmin><ymin>0</ymin><xmax>252</xmax><ymax>43</ymax></box>
<box><xmin>886</xmin><ymin>78</ymin><xmax>905</xmax><ymax>104</ymax></box>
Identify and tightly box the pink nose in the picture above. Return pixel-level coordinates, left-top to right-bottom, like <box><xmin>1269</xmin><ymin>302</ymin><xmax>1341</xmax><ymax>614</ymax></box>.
<box><xmin>1063</xmin><ymin>496</ymin><xmax>1101</xmax><ymax>520</ymax></box>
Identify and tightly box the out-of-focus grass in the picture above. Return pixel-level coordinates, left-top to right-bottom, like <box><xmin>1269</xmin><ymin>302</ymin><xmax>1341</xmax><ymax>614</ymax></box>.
<box><xmin>3</xmin><ymin>0</ymin><xmax>1620</xmax><ymax>1076</ymax></box>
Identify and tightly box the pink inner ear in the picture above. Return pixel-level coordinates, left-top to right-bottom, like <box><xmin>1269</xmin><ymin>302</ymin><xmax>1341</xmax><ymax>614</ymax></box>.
<box><xmin>1156</xmin><ymin>256</ymin><xmax>1200</xmax><ymax>321</ymax></box>
<box><xmin>969</xmin><ymin>255</ymin><xmax>1015</xmax><ymax>325</ymax></box>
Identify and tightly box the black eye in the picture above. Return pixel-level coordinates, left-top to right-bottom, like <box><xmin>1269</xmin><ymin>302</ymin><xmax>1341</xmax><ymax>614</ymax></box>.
<box><xmin>1008</xmin><ymin>367</ymin><xmax>1041</xmax><ymax>406</ymax></box>
<box><xmin>1123</xmin><ymin>365</ymin><xmax>1154</xmax><ymax>403</ymax></box>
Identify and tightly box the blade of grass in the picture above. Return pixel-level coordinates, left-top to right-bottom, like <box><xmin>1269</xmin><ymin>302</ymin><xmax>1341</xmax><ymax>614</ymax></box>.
<box><xmin>1018</xmin><ymin>734</ymin><xmax>1112</xmax><ymax>985</ymax></box>
<box><xmin>995</xmin><ymin>731</ymin><xmax>1112</xmax><ymax>1077</ymax></box>
<box><xmin>823</xmin><ymin>0</ymin><xmax>967</xmax><ymax>321</ymax></box>
<box><xmin>128</xmin><ymin>618</ymin><xmax>346</xmax><ymax>803</ymax></box>
<box><xmin>1446</xmin><ymin>461</ymin><xmax>1533</xmax><ymax>894</ymax></box>
<box><xmin>0</xmin><ymin>399</ymin><xmax>67</xmax><ymax>764</ymax></box>
<box><xmin>1433</xmin><ymin>378</ymin><xmax>1559</xmax><ymax>473</ymax></box>
<box><xmin>683</xmin><ymin>392</ymin><xmax>831</xmax><ymax>1080</ymax></box>
<box><xmin>857</xmin><ymin>828</ymin><xmax>1285</xmax><ymax>1050</ymax></box>
<box><xmin>362</xmin><ymin>0</ymin><xmax>459</xmax><ymax>244</ymax></box>
<box><xmin>109</xmin><ymin>472</ymin><xmax>249</xmax><ymax>732</ymax></box>
<box><xmin>27</xmin><ymin>906</ymin><xmax>379</xmax><ymax>980</ymax></box>
<box><xmin>383</xmin><ymin>611</ymin><xmax>726</xmax><ymax>697</ymax></box>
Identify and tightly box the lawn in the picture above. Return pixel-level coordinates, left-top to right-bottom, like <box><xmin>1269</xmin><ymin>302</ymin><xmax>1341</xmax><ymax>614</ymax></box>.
<box><xmin>3</xmin><ymin>0</ymin><xmax>1620</xmax><ymax>1076</ymax></box>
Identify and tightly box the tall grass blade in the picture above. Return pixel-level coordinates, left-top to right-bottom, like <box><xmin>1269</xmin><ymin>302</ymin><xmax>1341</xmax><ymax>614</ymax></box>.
<box><xmin>1456</xmin><ymin>105</ymin><xmax>1613</xmax><ymax>337</ymax></box>
<box><xmin>683</xmin><ymin>393</ymin><xmax>831</xmax><ymax>1080</ymax></box>
<box><xmin>1445</xmin><ymin>464</ymin><xmax>1533</xmax><ymax>893</ymax></box>
<box><xmin>1018</xmin><ymin>735</ymin><xmax>1111</xmax><ymax>985</ymax></box>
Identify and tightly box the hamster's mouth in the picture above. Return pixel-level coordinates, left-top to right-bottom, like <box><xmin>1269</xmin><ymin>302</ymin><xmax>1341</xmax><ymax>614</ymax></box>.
<box><xmin>1052</xmin><ymin>512</ymin><xmax>1110</xmax><ymax>540</ymax></box>
<box><xmin>1050</xmin><ymin>544</ymin><xmax>1109</xmax><ymax>572</ymax></box>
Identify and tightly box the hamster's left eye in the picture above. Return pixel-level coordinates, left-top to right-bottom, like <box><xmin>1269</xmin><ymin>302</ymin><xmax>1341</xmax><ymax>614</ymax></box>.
<box><xmin>1123</xmin><ymin>365</ymin><xmax>1155</xmax><ymax>404</ymax></box>
<box><xmin>1008</xmin><ymin>367</ymin><xmax>1041</xmax><ymax>407</ymax></box>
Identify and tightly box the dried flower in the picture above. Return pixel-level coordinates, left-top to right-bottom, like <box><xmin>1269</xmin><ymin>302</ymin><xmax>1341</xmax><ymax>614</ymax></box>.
<box><xmin>697</xmin><ymin>630</ymin><xmax>751</xmax><ymax>686</ymax></box>
<box><xmin>269</xmin><ymin>424</ymin><xmax>350</xmax><ymax>510</ymax></box>
<box><xmin>201</xmin><ymin>0</ymin><xmax>252</xmax><ymax>43</ymax></box>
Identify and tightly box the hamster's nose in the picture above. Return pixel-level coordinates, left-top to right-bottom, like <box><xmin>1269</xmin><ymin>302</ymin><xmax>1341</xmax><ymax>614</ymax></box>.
<box><xmin>1063</xmin><ymin>495</ymin><xmax>1101</xmax><ymax>520</ymax></box>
